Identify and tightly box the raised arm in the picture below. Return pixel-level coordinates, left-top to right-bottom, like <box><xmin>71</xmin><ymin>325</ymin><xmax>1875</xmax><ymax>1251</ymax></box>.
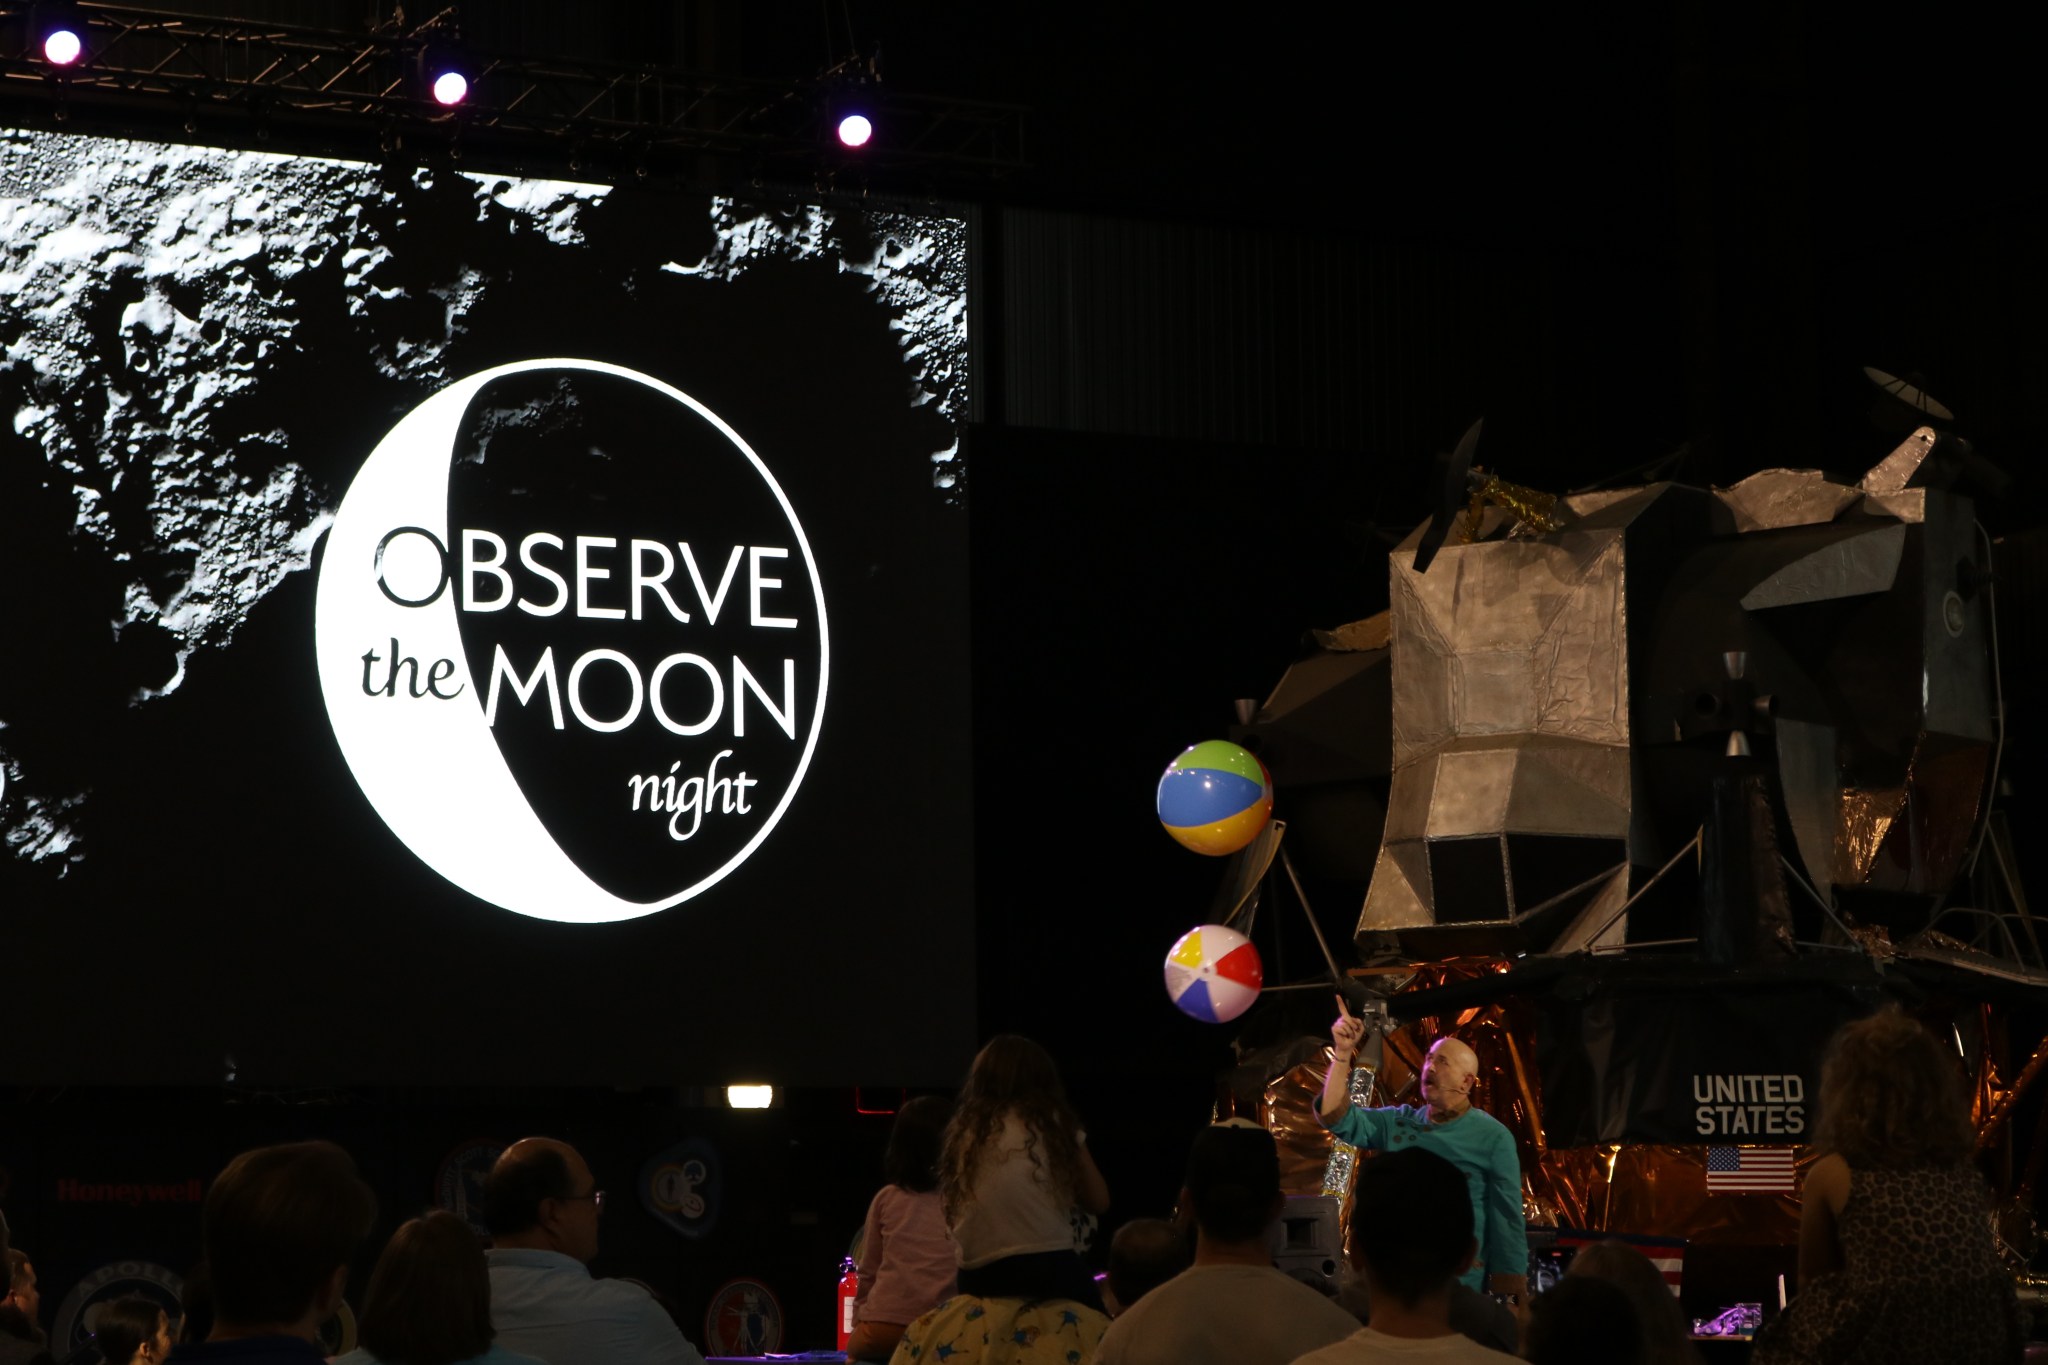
<box><xmin>1318</xmin><ymin>995</ymin><xmax>1368</xmax><ymax>1126</ymax></box>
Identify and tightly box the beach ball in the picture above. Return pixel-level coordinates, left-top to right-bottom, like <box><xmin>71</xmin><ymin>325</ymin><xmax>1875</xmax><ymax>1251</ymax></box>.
<box><xmin>1164</xmin><ymin>924</ymin><xmax>1264</xmax><ymax>1023</ymax></box>
<box><xmin>1156</xmin><ymin>740</ymin><xmax>1272</xmax><ymax>855</ymax></box>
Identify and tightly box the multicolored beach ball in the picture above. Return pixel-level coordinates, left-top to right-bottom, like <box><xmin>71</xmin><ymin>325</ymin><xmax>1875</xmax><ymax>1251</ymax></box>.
<box><xmin>1163</xmin><ymin>924</ymin><xmax>1264</xmax><ymax>1023</ymax></box>
<box><xmin>1156</xmin><ymin>740</ymin><xmax>1273</xmax><ymax>856</ymax></box>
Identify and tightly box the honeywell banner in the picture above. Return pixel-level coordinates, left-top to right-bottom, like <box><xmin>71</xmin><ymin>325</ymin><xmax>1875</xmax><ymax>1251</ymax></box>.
<box><xmin>1534</xmin><ymin>977</ymin><xmax>1882</xmax><ymax>1146</ymax></box>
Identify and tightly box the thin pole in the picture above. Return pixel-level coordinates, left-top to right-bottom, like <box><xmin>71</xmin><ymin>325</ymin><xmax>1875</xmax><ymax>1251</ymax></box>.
<box><xmin>1279</xmin><ymin>844</ymin><xmax>1346</xmax><ymax>983</ymax></box>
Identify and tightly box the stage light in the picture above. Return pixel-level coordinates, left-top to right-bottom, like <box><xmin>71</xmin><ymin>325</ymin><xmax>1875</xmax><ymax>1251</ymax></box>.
<box><xmin>43</xmin><ymin>27</ymin><xmax>80</xmax><ymax>64</ymax></box>
<box><xmin>30</xmin><ymin>3</ymin><xmax>87</xmax><ymax>66</ymax></box>
<box><xmin>417</xmin><ymin>42</ymin><xmax>475</xmax><ymax>108</ymax></box>
<box><xmin>836</xmin><ymin>112</ymin><xmax>873</xmax><ymax>149</ymax></box>
<box><xmin>726</xmin><ymin>1084</ymin><xmax>775</xmax><ymax>1109</ymax></box>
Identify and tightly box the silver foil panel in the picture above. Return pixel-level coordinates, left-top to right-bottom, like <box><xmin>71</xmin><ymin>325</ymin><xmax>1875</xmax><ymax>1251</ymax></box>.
<box><xmin>1715</xmin><ymin>468</ymin><xmax>1860</xmax><ymax>532</ymax></box>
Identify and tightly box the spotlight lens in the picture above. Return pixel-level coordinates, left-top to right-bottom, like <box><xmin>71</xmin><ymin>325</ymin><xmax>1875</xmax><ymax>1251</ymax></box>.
<box><xmin>432</xmin><ymin>71</ymin><xmax>468</xmax><ymax>106</ymax></box>
<box><xmin>837</xmin><ymin>113</ymin><xmax>873</xmax><ymax>149</ymax></box>
<box><xmin>726</xmin><ymin>1084</ymin><xmax>774</xmax><ymax>1109</ymax></box>
<box><xmin>43</xmin><ymin>29</ymin><xmax>83</xmax><ymax>65</ymax></box>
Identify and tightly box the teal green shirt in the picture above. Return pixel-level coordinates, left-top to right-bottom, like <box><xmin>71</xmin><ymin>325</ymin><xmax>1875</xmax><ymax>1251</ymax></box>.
<box><xmin>1328</xmin><ymin>1103</ymin><xmax>1528</xmax><ymax>1292</ymax></box>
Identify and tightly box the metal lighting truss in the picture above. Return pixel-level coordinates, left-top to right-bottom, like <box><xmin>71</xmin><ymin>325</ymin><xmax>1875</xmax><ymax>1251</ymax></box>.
<box><xmin>0</xmin><ymin>2</ymin><xmax>1026</xmax><ymax>180</ymax></box>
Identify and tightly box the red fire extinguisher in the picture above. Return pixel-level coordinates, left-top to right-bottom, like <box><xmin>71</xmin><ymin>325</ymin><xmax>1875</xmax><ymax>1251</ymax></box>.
<box><xmin>837</xmin><ymin>1257</ymin><xmax>859</xmax><ymax>1352</ymax></box>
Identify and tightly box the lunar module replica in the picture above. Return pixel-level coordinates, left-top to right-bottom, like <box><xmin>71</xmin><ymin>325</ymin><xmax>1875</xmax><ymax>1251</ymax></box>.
<box><xmin>1216</xmin><ymin>385</ymin><xmax>2048</xmax><ymax>1312</ymax></box>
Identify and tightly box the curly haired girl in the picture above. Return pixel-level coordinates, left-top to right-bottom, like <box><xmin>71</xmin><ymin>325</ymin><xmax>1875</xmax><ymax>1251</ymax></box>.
<box><xmin>940</xmin><ymin>1035</ymin><xmax>1110</xmax><ymax>1310</ymax></box>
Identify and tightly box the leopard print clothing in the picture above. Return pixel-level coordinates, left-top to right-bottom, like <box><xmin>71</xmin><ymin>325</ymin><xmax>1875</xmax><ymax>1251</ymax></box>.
<box><xmin>1750</xmin><ymin>1163</ymin><xmax>2022</xmax><ymax>1364</ymax></box>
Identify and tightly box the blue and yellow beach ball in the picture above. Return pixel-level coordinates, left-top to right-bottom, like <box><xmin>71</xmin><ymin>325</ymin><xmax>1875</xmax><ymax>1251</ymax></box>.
<box><xmin>1156</xmin><ymin>740</ymin><xmax>1273</xmax><ymax>856</ymax></box>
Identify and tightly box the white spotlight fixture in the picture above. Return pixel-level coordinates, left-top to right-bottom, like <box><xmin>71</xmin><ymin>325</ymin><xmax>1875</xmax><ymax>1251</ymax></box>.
<box><xmin>418</xmin><ymin>42</ymin><xmax>474</xmax><ymax>109</ymax></box>
<box><xmin>836</xmin><ymin>113</ymin><xmax>874</xmax><ymax>149</ymax></box>
<box><xmin>726</xmin><ymin>1084</ymin><xmax>775</xmax><ymax>1109</ymax></box>
<box><xmin>31</xmin><ymin>3</ymin><xmax>88</xmax><ymax>66</ymax></box>
<box><xmin>43</xmin><ymin>27</ymin><xmax>82</xmax><ymax>65</ymax></box>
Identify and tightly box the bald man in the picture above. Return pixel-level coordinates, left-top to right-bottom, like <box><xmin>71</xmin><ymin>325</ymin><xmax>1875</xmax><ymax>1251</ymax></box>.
<box><xmin>484</xmin><ymin>1138</ymin><xmax>703</xmax><ymax>1365</ymax></box>
<box><xmin>1319</xmin><ymin>1012</ymin><xmax>1527</xmax><ymax>1304</ymax></box>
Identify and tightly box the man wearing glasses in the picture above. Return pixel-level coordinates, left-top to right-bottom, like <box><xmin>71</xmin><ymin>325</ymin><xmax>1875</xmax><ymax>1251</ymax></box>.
<box><xmin>485</xmin><ymin>1138</ymin><xmax>704</xmax><ymax>1365</ymax></box>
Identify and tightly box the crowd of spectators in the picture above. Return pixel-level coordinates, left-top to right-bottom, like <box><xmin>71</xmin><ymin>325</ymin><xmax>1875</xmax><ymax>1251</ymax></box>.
<box><xmin>0</xmin><ymin>1009</ymin><xmax>2023</xmax><ymax>1365</ymax></box>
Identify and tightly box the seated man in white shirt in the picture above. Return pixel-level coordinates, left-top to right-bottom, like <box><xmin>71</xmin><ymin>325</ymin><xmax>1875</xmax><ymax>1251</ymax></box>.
<box><xmin>484</xmin><ymin>1138</ymin><xmax>704</xmax><ymax>1365</ymax></box>
<box><xmin>1095</xmin><ymin>1120</ymin><xmax>1359</xmax><ymax>1365</ymax></box>
<box><xmin>1292</xmin><ymin>1148</ymin><xmax>1519</xmax><ymax>1365</ymax></box>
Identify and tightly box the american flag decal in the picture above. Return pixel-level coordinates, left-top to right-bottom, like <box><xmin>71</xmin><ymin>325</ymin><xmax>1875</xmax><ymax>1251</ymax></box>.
<box><xmin>1705</xmin><ymin>1145</ymin><xmax>1797</xmax><ymax>1194</ymax></box>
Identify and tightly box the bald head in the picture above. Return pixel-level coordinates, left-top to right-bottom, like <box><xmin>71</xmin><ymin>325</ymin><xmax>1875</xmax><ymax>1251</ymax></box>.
<box><xmin>485</xmin><ymin>1138</ymin><xmax>601</xmax><ymax>1261</ymax></box>
<box><xmin>1421</xmin><ymin>1037</ymin><xmax>1479</xmax><ymax>1122</ymax></box>
<box><xmin>1426</xmin><ymin>1037</ymin><xmax>1477</xmax><ymax>1080</ymax></box>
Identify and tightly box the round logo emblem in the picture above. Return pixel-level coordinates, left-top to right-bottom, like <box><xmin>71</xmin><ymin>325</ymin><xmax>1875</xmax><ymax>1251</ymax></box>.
<box><xmin>315</xmin><ymin>360</ymin><xmax>829</xmax><ymax>923</ymax></box>
<box><xmin>703</xmin><ymin>1278</ymin><xmax>783</xmax><ymax>1355</ymax></box>
<box><xmin>639</xmin><ymin>1138</ymin><xmax>721</xmax><ymax>1239</ymax></box>
<box><xmin>51</xmin><ymin>1261</ymin><xmax>183</xmax><ymax>1359</ymax></box>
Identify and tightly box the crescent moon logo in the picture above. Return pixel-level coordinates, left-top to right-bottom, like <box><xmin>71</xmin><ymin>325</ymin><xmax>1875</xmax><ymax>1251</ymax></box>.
<box><xmin>315</xmin><ymin>360</ymin><xmax>829</xmax><ymax>923</ymax></box>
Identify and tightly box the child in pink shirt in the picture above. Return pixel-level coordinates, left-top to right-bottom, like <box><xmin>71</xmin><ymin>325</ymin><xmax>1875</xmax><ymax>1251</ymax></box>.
<box><xmin>849</xmin><ymin>1096</ymin><xmax>958</xmax><ymax>1361</ymax></box>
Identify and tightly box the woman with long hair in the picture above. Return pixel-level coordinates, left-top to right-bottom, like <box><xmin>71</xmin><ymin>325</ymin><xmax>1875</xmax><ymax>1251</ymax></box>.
<box><xmin>940</xmin><ymin>1035</ymin><xmax>1110</xmax><ymax>1310</ymax></box>
<box><xmin>88</xmin><ymin>1298</ymin><xmax>173</xmax><ymax>1365</ymax></box>
<box><xmin>333</xmin><ymin>1211</ymin><xmax>547</xmax><ymax>1365</ymax></box>
<box><xmin>847</xmin><ymin>1094</ymin><xmax>958</xmax><ymax>1361</ymax></box>
<box><xmin>1750</xmin><ymin>1006</ymin><xmax>2022</xmax><ymax>1364</ymax></box>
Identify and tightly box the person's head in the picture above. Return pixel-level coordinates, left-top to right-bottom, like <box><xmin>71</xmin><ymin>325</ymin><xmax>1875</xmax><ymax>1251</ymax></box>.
<box><xmin>958</xmin><ymin>1035</ymin><xmax>1072</xmax><ymax>1112</ymax></box>
<box><xmin>484</xmin><ymin>1138</ymin><xmax>603</xmax><ymax>1262</ymax></box>
<box><xmin>1347</xmin><ymin>1148</ymin><xmax>1472</xmax><ymax>1309</ymax></box>
<box><xmin>1420</xmin><ymin>1037</ymin><xmax>1478</xmax><ymax>1121</ymax></box>
<box><xmin>884</xmin><ymin>1095</ymin><xmax>953</xmax><ymax>1194</ymax></box>
<box><xmin>1815</xmin><ymin>1005</ymin><xmax>1974</xmax><ymax>1170</ymax></box>
<box><xmin>0</xmin><ymin>1249</ymin><xmax>42</xmax><ymax>1346</ymax></box>
<box><xmin>1523</xmin><ymin>1275</ymin><xmax>1644</xmax><ymax>1365</ymax></box>
<box><xmin>1564</xmin><ymin>1242</ymin><xmax>1692</xmax><ymax>1365</ymax></box>
<box><xmin>357</xmin><ymin>1211</ymin><xmax>495</xmax><ymax>1365</ymax></box>
<box><xmin>2</xmin><ymin>1250</ymin><xmax>36</xmax><ymax>1323</ymax></box>
<box><xmin>1181</xmin><ymin>1120</ymin><xmax>1284</xmax><ymax>1245</ymax></box>
<box><xmin>941</xmin><ymin>1035</ymin><xmax>1083</xmax><ymax>1221</ymax></box>
<box><xmin>90</xmin><ymin>1297</ymin><xmax>173</xmax><ymax>1365</ymax></box>
<box><xmin>1104</xmin><ymin>1218</ymin><xmax>1191</xmax><ymax>1315</ymax></box>
<box><xmin>203</xmin><ymin>1140</ymin><xmax>378</xmax><ymax>1336</ymax></box>
<box><xmin>177</xmin><ymin>1262</ymin><xmax>213</xmax><ymax>1345</ymax></box>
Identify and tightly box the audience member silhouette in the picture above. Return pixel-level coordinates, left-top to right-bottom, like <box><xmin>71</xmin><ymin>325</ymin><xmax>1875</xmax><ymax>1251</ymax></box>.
<box><xmin>0</xmin><ymin>1249</ymin><xmax>50</xmax><ymax>1365</ymax></box>
<box><xmin>164</xmin><ymin>1140</ymin><xmax>378</xmax><ymax>1365</ymax></box>
<box><xmin>1096</xmin><ymin>1121</ymin><xmax>1355</xmax><ymax>1365</ymax></box>
<box><xmin>1521</xmin><ymin>1275</ymin><xmax>1642</xmax><ymax>1365</ymax></box>
<box><xmin>1101</xmin><ymin>1219</ymin><xmax>1189</xmax><ymax>1317</ymax></box>
<box><xmin>86</xmin><ymin>1298</ymin><xmax>172</xmax><ymax>1365</ymax></box>
<box><xmin>1290</xmin><ymin>1147</ymin><xmax>1518</xmax><ymax>1364</ymax></box>
<box><xmin>483</xmin><ymin>1138</ymin><xmax>704</xmax><ymax>1365</ymax></box>
<box><xmin>848</xmin><ymin>1095</ymin><xmax>957</xmax><ymax>1361</ymax></box>
<box><xmin>333</xmin><ymin>1211</ymin><xmax>545</xmax><ymax>1365</ymax></box>
<box><xmin>1562</xmin><ymin>1242</ymin><xmax>1698</xmax><ymax>1365</ymax></box>
<box><xmin>175</xmin><ymin>1266</ymin><xmax>213</xmax><ymax>1348</ymax></box>
<box><xmin>1750</xmin><ymin>1006</ymin><xmax>2023</xmax><ymax>1364</ymax></box>
<box><xmin>940</xmin><ymin>1036</ymin><xmax>1110</xmax><ymax>1311</ymax></box>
